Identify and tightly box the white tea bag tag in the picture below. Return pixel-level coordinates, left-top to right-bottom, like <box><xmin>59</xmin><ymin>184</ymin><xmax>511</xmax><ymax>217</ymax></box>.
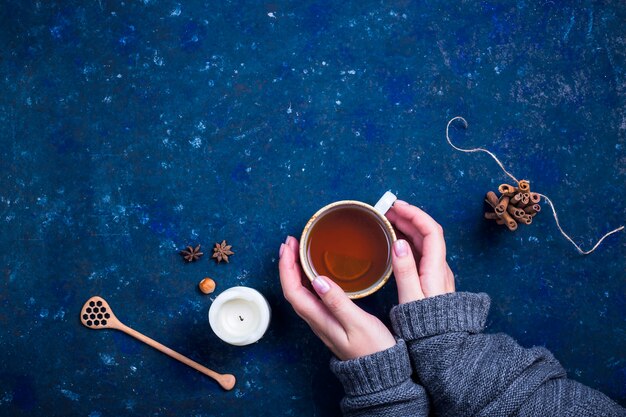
<box><xmin>374</xmin><ymin>191</ymin><xmax>397</xmax><ymax>216</ymax></box>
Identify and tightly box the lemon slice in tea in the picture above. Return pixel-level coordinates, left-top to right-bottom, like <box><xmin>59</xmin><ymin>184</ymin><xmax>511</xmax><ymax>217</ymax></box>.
<box><xmin>323</xmin><ymin>251</ymin><xmax>372</xmax><ymax>281</ymax></box>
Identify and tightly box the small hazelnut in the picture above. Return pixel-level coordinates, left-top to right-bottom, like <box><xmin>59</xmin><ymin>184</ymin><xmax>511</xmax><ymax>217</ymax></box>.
<box><xmin>199</xmin><ymin>278</ymin><xmax>216</xmax><ymax>294</ymax></box>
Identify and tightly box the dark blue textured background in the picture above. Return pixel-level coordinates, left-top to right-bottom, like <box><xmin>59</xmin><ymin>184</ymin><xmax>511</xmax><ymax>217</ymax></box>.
<box><xmin>1</xmin><ymin>1</ymin><xmax>625</xmax><ymax>416</ymax></box>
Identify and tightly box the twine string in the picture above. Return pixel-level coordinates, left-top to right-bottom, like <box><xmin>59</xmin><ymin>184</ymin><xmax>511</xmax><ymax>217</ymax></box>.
<box><xmin>446</xmin><ymin>116</ymin><xmax>624</xmax><ymax>255</ymax></box>
<box><xmin>537</xmin><ymin>194</ymin><xmax>624</xmax><ymax>255</ymax></box>
<box><xmin>446</xmin><ymin>117</ymin><xmax>520</xmax><ymax>184</ymax></box>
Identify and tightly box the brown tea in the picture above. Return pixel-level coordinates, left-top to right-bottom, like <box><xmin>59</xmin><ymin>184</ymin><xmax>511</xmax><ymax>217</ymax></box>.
<box><xmin>306</xmin><ymin>206</ymin><xmax>391</xmax><ymax>293</ymax></box>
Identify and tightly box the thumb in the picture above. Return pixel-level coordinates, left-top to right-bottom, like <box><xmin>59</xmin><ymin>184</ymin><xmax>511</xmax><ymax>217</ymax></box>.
<box><xmin>311</xmin><ymin>276</ymin><xmax>364</xmax><ymax>331</ymax></box>
<box><xmin>392</xmin><ymin>239</ymin><xmax>425</xmax><ymax>304</ymax></box>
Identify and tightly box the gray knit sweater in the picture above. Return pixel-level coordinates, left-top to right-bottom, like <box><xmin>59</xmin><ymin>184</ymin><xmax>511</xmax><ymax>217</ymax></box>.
<box><xmin>330</xmin><ymin>292</ymin><xmax>625</xmax><ymax>416</ymax></box>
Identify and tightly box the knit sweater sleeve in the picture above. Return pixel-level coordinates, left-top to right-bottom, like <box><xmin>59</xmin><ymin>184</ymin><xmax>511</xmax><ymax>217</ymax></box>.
<box><xmin>390</xmin><ymin>292</ymin><xmax>626</xmax><ymax>417</ymax></box>
<box><xmin>329</xmin><ymin>339</ymin><xmax>430</xmax><ymax>417</ymax></box>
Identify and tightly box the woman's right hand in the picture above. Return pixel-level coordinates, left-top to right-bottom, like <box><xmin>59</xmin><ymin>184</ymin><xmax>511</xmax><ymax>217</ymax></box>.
<box><xmin>385</xmin><ymin>200</ymin><xmax>455</xmax><ymax>304</ymax></box>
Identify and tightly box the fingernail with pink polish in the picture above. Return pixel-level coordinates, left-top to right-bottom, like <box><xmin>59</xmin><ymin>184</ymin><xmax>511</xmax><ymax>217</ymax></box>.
<box><xmin>394</xmin><ymin>200</ymin><xmax>409</xmax><ymax>206</ymax></box>
<box><xmin>312</xmin><ymin>276</ymin><xmax>331</xmax><ymax>295</ymax></box>
<box><xmin>285</xmin><ymin>236</ymin><xmax>291</xmax><ymax>244</ymax></box>
<box><xmin>394</xmin><ymin>240</ymin><xmax>409</xmax><ymax>257</ymax></box>
<box><xmin>279</xmin><ymin>243</ymin><xmax>285</xmax><ymax>258</ymax></box>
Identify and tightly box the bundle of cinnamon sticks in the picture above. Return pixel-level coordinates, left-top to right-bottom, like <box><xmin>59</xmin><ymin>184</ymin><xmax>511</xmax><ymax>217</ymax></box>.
<box><xmin>484</xmin><ymin>180</ymin><xmax>541</xmax><ymax>231</ymax></box>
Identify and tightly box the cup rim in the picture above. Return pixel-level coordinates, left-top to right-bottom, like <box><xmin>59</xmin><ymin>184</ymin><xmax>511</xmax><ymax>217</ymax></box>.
<box><xmin>299</xmin><ymin>200</ymin><xmax>397</xmax><ymax>299</ymax></box>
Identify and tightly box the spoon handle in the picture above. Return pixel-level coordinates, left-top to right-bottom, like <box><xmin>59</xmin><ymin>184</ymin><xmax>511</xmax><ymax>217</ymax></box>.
<box><xmin>117</xmin><ymin>323</ymin><xmax>236</xmax><ymax>390</ymax></box>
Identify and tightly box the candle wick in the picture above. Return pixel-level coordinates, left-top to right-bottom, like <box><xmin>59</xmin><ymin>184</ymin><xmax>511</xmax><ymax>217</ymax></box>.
<box><xmin>238</xmin><ymin>316</ymin><xmax>244</xmax><ymax>321</ymax></box>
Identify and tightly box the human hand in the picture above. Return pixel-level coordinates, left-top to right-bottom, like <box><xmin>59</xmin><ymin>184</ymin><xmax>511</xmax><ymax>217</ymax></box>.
<box><xmin>385</xmin><ymin>201</ymin><xmax>455</xmax><ymax>304</ymax></box>
<box><xmin>279</xmin><ymin>236</ymin><xmax>397</xmax><ymax>361</ymax></box>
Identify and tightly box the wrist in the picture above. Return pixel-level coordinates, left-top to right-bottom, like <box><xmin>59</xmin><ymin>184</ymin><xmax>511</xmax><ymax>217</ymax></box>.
<box><xmin>342</xmin><ymin>333</ymin><xmax>397</xmax><ymax>361</ymax></box>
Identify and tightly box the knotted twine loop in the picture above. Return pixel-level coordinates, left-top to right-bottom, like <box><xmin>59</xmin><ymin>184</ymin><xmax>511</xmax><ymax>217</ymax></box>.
<box><xmin>445</xmin><ymin>116</ymin><xmax>624</xmax><ymax>255</ymax></box>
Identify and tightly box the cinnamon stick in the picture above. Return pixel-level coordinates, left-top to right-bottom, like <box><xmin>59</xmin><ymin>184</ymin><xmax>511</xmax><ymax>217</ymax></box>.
<box><xmin>499</xmin><ymin>211</ymin><xmax>518</xmax><ymax>231</ymax></box>
<box><xmin>507</xmin><ymin>205</ymin><xmax>526</xmax><ymax>220</ymax></box>
<box><xmin>520</xmin><ymin>193</ymin><xmax>530</xmax><ymax>206</ymax></box>
<box><xmin>529</xmin><ymin>192</ymin><xmax>541</xmax><ymax>204</ymax></box>
<box><xmin>524</xmin><ymin>204</ymin><xmax>541</xmax><ymax>215</ymax></box>
<box><xmin>485</xmin><ymin>191</ymin><xmax>499</xmax><ymax>208</ymax></box>
<box><xmin>495</xmin><ymin>195</ymin><xmax>510</xmax><ymax>215</ymax></box>
<box><xmin>498</xmin><ymin>184</ymin><xmax>517</xmax><ymax>196</ymax></box>
<box><xmin>517</xmin><ymin>180</ymin><xmax>530</xmax><ymax>193</ymax></box>
<box><xmin>484</xmin><ymin>212</ymin><xmax>498</xmax><ymax>220</ymax></box>
<box><xmin>511</xmin><ymin>193</ymin><xmax>523</xmax><ymax>205</ymax></box>
<box><xmin>521</xmin><ymin>214</ymin><xmax>532</xmax><ymax>225</ymax></box>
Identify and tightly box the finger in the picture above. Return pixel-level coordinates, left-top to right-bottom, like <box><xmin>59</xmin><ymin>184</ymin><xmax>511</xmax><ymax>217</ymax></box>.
<box><xmin>388</xmin><ymin>216</ymin><xmax>425</xmax><ymax>254</ymax></box>
<box><xmin>279</xmin><ymin>238</ymin><xmax>303</xmax><ymax>292</ymax></box>
<box><xmin>387</xmin><ymin>202</ymin><xmax>451</xmax><ymax>299</ymax></box>
<box><xmin>310</xmin><ymin>275</ymin><xmax>366</xmax><ymax>331</ymax></box>
<box><xmin>416</xmin><ymin>258</ymin><xmax>451</xmax><ymax>298</ymax></box>
<box><xmin>284</xmin><ymin>235</ymin><xmax>313</xmax><ymax>289</ymax></box>
<box><xmin>392</xmin><ymin>239</ymin><xmax>425</xmax><ymax>303</ymax></box>
<box><xmin>279</xmin><ymin>242</ymin><xmax>340</xmax><ymax>331</ymax></box>
<box><xmin>447</xmin><ymin>264</ymin><xmax>456</xmax><ymax>292</ymax></box>
<box><xmin>285</xmin><ymin>235</ymin><xmax>301</xmax><ymax>266</ymax></box>
<box><xmin>390</xmin><ymin>201</ymin><xmax>443</xmax><ymax>237</ymax></box>
<box><xmin>388</xmin><ymin>201</ymin><xmax>446</xmax><ymax>262</ymax></box>
<box><xmin>386</xmin><ymin>206</ymin><xmax>426</xmax><ymax>253</ymax></box>
<box><xmin>278</xmin><ymin>241</ymin><xmax>310</xmax><ymax>303</ymax></box>
<box><xmin>388</xmin><ymin>220</ymin><xmax>449</xmax><ymax>298</ymax></box>
<box><xmin>390</xmin><ymin>226</ymin><xmax>421</xmax><ymax>258</ymax></box>
<box><xmin>279</xmin><ymin>241</ymin><xmax>319</xmax><ymax>309</ymax></box>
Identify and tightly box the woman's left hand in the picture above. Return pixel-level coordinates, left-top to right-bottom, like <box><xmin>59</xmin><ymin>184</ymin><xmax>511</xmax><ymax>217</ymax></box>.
<box><xmin>279</xmin><ymin>236</ymin><xmax>397</xmax><ymax>361</ymax></box>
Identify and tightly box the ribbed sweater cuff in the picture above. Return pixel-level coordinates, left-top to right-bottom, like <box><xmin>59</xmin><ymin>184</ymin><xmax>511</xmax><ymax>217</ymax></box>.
<box><xmin>330</xmin><ymin>339</ymin><xmax>412</xmax><ymax>397</ymax></box>
<box><xmin>390</xmin><ymin>292</ymin><xmax>490</xmax><ymax>341</ymax></box>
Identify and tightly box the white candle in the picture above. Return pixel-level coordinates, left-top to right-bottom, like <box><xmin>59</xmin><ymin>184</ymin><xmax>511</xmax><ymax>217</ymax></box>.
<box><xmin>208</xmin><ymin>287</ymin><xmax>271</xmax><ymax>346</ymax></box>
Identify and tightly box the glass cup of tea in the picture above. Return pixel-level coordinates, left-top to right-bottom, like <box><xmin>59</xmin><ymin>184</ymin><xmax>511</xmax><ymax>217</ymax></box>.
<box><xmin>299</xmin><ymin>192</ymin><xmax>397</xmax><ymax>299</ymax></box>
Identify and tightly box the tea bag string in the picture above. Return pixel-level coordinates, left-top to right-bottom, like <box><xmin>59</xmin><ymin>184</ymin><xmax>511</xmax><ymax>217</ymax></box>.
<box><xmin>445</xmin><ymin>116</ymin><xmax>624</xmax><ymax>255</ymax></box>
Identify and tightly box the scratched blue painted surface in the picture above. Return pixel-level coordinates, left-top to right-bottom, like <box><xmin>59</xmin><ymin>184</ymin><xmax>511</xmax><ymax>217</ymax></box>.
<box><xmin>1</xmin><ymin>1</ymin><xmax>625</xmax><ymax>416</ymax></box>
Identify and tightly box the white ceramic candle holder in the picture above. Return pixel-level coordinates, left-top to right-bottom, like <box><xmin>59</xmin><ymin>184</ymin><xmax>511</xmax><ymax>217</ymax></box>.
<box><xmin>208</xmin><ymin>287</ymin><xmax>271</xmax><ymax>346</ymax></box>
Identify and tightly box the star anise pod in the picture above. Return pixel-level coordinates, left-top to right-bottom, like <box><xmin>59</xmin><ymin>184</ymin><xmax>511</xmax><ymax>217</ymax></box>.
<box><xmin>212</xmin><ymin>240</ymin><xmax>234</xmax><ymax>263</ymax></box>
<box><xmin>180</xmin><ymin>244</ymin><xmax>203</xmax><ymax>262</ymax></box>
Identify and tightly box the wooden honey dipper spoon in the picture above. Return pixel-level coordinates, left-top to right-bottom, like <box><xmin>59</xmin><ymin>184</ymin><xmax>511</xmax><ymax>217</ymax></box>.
<box><xmin>80</xmin><ymin>296</ymin><xmax>236</xmax><ymax>390</ymax></box>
